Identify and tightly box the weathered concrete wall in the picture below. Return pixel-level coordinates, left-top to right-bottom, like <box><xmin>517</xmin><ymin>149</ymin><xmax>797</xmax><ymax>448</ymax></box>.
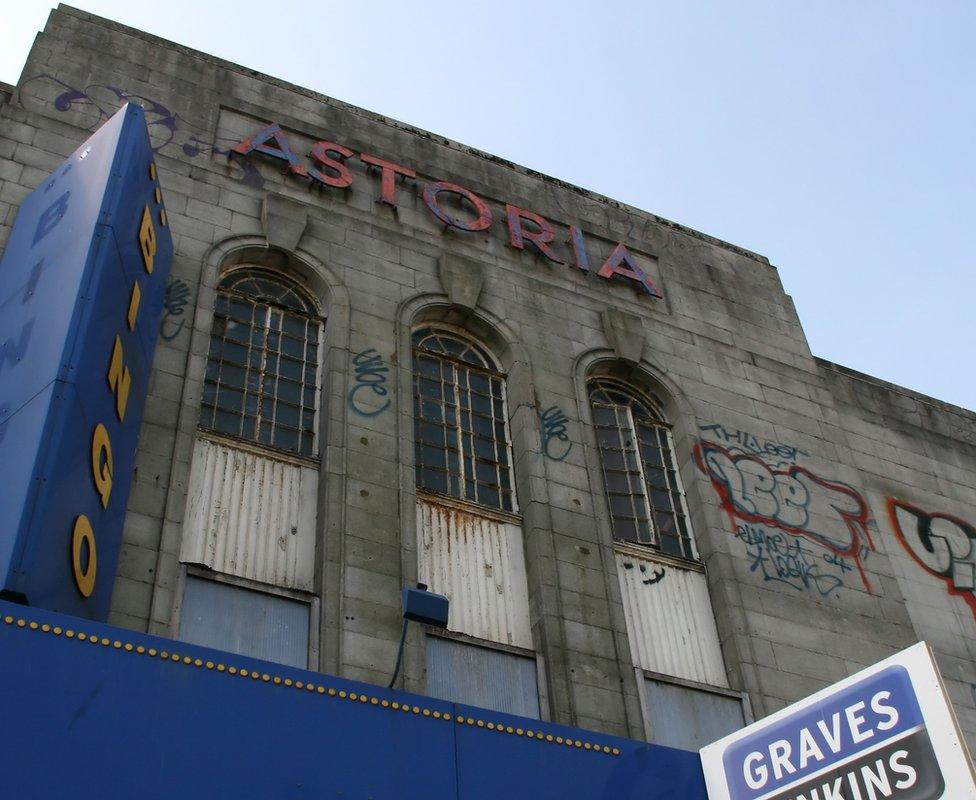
<box><xmin>0</xmin><ymin>5</ymin><xmax>973</xmax><ymax>746</ymax></box>
<box><xmin>819</xmin><ymin>359</ymin><xmax>976</xmax><ymax>747</ymax></box>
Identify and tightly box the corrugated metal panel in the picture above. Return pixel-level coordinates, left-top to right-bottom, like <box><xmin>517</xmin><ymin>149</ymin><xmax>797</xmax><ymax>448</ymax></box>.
<box><xmin>616</xmin><ymin>550</ymin><xmax>728</xmax><ymax>687</ymax></box>
<box><xmin>643</xmin><ymin>678</ymin><xmax>745</xmax><ymax>750</ymax></box>
<box><xmin>179</xmin><ymin>576</ymin><xmax>310</xmax><ymax>668</ymax></box>
<box><xmin>181</xmin><ymin>437</ymin><xmax>317</xmax><ymax>591</ymax></box>
<box><xmin>426</xmin><ymin>636</ymin><xmax>540</xmax><ymax>718</ymax></box>
<box><xmin>417</xmin><ymin>498</ymin><xmax>533</xmax><ymax>649</ymax></box>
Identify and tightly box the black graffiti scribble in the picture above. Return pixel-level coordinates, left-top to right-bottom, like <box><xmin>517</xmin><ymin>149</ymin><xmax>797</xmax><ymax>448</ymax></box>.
<box><xmin>160</xmin><ymin>279</ymin><xmax>191</xmax><ymax>341</ymax></box>
<box><xmin>539</xmin><ymin>405</ymin><xmax>572</xmax><ymax>461</ymax></box>
<box><xmin>620</xmin><ymin>561</ymin><xmax>667</xmax><ymax>586</ymax></box>
<box><xmin>639</xmin><ymin>563</ymin><xmax>666</xmax><ymax>585</ymax></box>
<box><xmin>348</xmin><ymin>349</ymin><xmax>390</xmax><ymax>417</ymax></box>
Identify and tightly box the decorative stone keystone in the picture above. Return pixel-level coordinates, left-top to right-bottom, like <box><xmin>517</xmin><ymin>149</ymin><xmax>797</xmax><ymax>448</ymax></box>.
<box><xmin>261</xmin><ymin>194</ymin><xmax>308</xmax><ymax>252</ymax></box>
<box><xmin>438</xmin><ymin>252</ymin><xmax>484</xmax><ymax>310</ymax></box>
<box><xmin>601</xmin><ymin>308</ymin><xmax>645</xmax><ymax>364</ymax></box>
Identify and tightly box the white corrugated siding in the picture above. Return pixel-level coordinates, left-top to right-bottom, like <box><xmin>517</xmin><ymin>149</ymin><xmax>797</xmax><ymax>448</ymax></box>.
<box><xmin>417</xmin><ymin>499</ymin><xmax>532</xmax><ymax>649</ymax></box>
<box><xmin>180</xmin><ymin>437</ymin><xmax>317</xmax><ymax>591</ymax></box>
<box><xmin>616</xmin><ymin>551</ymin><xmax>728</xmax><ymax>687</ymax></box>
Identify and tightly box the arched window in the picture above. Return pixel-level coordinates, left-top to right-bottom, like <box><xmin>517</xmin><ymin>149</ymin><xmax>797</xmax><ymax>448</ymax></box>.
<box><xmin>412</xmin><ymin>328</ymin><xmax>516</xmax><ymax>513</ymax></box>
<box><xmin>589</xmin><ymin>378</ymin><xmax>694</xmax><ymax>559</ymax></box>
<box><xmin>200</xmin><ymin>269</ymin><xmax>321</xmax><ymax>457</ymax></box>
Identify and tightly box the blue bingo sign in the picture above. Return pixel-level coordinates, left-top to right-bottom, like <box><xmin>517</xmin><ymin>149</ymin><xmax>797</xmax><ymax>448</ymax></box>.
<box><xmin>700</xmin><ymin>643</ymin><xmax>975</xmax><ymax>800</ymax></box>
<box><xmin>0</xmin><ymin>104</ymin><xmax>172</xmax><ymax>621</ymax></box>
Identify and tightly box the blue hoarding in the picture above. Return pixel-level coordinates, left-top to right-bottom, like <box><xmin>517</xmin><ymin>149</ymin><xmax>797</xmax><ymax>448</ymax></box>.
<box><xmin>0</xmin><ymin>103</ymin><xmax>173</xmax><ymax>619</ymax></box>
<box><xmin>0</xmin><ymin>599</ymin><xmax>708</xmax><ymax>798</ymax></box>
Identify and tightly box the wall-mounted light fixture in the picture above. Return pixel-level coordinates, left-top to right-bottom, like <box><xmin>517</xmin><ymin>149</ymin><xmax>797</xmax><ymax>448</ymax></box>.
<box><xmin>388</xmin><ymin>583</ymin><xmax>449</xmax><ymax>688</ymax></box>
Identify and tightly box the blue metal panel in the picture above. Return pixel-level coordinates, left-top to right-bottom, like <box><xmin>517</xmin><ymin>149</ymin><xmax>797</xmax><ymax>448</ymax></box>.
<box><xmin>644</xmin><ymin>678</ymin><xmax>747</xmax><ymax>751</ymax></box>
<box><xmin>179</xmin><ymin>576</ymin><xmax>310</xmax><ymax>669</ymax></box>
<box><xmin>453</xmin><ymin>701</ymin><xmax>708</xmax><ymax>800</ymax></box>
<box><xmin>0</xmin><ymin>103</ymin><xmax>172</xmax><ymax>619</ymax></box>
<box><xmin>0</xmin><ymin>599</ymin><xmax>707</xmax><ymax>799</ymax></box>
<box><xmin>427</xmin><ymin>635</ymin><xmax>541</xmax><ymax>719</ymax></box>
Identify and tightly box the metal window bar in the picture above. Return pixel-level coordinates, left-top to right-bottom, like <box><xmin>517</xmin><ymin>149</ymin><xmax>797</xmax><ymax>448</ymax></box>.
<box><xmin>201</xmin><ymin>272</ymin><xmax>321</xmax><ymax>458</ymax></box>
<box><xmin>590</xmin><ymin>379</ymin><xmax>694</xmax><ymax>560</ymax></box>
<box><xmin>413</xmin><ymin>329</ymin><xmax>517</xmax><ymax>514</ymax></box>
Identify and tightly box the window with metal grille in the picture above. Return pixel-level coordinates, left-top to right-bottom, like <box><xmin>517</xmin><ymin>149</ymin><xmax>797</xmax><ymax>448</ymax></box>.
<box><xmin>200</xmin><ymin>269</ymin><xmax>321</xmax><ymax>457</ymax></box>
<box><xmin>589</xmin><ymin>379</ymin><xmax>694</xmax><ymax>558</ymax></box>
<box><xmin>412</xmin><ymin>328</ymin><xmax>516</xmax><ymax>513</ymax></box>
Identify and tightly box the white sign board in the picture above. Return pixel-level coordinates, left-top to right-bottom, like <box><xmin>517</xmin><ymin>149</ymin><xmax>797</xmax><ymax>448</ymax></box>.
<box><xmin>700</xmin><ymin>642</ymin><xmax>975</xmax><ymax>800</ymax></box>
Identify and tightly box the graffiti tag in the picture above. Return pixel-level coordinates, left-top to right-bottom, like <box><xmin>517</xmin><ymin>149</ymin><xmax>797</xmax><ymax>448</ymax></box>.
<box><xmin>888</xmin><ymin>498</ymin><xmax>976</xmax><ymax>618</ymax></box>
<box><xmin>735</xmin><ymin>524</ymin><xmax>844</xmax><ymax>598</ymax></box>
<box><xmin>699</xmin><ymin>422</ymin><xmax>808</xmax><ymax>463</ymax></box>
<box><xmin>621</xmin><ymin>560</ymin><xmax>667</xmax><ymax>586</ymax></box>
<box><xmin>539</xmin><ymin>405</ymin><xmax>572</xmax><ymax>461</ymax></box>
<box><xmin>694</xmin><ymin>440</ymin><xmax>874</xmax><ymax>593</ymax></box>
<box><xmin>21</xmin><ymin>74</ymin><xmax>265</xmax><ymax>188</ymax></box>
<box><xmin>348</xmin><ymin>349</ymin><xmax>390</xmax><ymax>417</ymax></box>
<box><xmin>160</xmin><ymin>279</ymin><xmax>191</xmax><ymax>341</ymax></box>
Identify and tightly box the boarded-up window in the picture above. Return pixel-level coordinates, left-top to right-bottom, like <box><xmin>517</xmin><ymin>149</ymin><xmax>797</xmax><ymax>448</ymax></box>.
<box><xmin>643</xmin><ymin>677</ymin><xmax>746</xmax><ymax>750</ymax></box>
<box><xmin>426</xmin><ymin>636</ymin><xmax>539</xmax><ymax>719</ymax></box>
<box><xmin>179</xmin><ymin>576</ymin><xmax>310</xmax><ymax>669</ymax></box>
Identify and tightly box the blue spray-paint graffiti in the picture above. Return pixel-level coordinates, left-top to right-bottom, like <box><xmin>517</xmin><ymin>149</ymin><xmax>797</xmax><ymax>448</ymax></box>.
<box><xmin>348</xmin><ymin>349</ymin><xmax>391</xmax><ymax>417</ymax></box>
<box><xmin>160</xmin><ymin>278</ymin><xmax>191</xmax><ymax>342</ymax></box>
<box><xmin>699</xmin><ymin>422</ymin><xmax>808</xmax><ymax>463</ymax></box>
<box><xmin>734</xmin><ymin>523</ymin><xmax>845</xmax><ymax>598</ymax></box>
<box><xmin>539</xmin><ymin>405</ymin><xmax>572</xmax><ymax>461</ymax></box>
<box><xmin>20</xmin><ymin>75</ymin><xmax>266</xmax><ymax>189</ymax></box>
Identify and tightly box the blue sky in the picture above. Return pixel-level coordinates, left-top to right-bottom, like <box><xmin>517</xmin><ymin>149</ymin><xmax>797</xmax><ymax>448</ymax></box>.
<box><xmin>3</xmin><ymin>2</ymin><xmax>974</xmax><ymax>411</ymax></box>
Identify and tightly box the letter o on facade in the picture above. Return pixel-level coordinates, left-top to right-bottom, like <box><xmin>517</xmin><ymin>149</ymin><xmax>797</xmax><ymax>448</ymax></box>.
<box><xmin>72</xmin><ymin>514</ymin><xmax>97</xmax><ymax>597</ymax></box>
<box><xmin>422</xmin><ymin>181</ymin><xmax>493</xmax><ymax>232</ymax></box>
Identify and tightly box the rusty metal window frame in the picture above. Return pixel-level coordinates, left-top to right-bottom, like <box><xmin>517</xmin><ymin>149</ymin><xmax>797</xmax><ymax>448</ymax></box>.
<box><xmin>200</xmin><ymin>268</ymin><xmax>322</xmax><ymax>459</ymax></box>
<box><xmin>589</xmin><ymin>378</ymin><xmax>695</xmax><ymax>559</ymax></box>
<box><xmin>412</xmin><ymin>327</ymin><xmax>518</xmax><ymax>514</ymax></box>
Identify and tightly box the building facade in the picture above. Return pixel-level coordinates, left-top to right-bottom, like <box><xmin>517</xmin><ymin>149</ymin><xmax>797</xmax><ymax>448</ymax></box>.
<box><xmin>2</xmin><ymin>5</ymin><xmax>975</xmax><ymax>753</ymax></box>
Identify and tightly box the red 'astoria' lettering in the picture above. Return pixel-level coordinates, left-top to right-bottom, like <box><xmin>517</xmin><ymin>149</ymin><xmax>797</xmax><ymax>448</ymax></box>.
<box><xmin>231</xmin><ymin>122</ymin><xmax>665</xmax><ymax>300</ymax></box>
<box><xmin>359</xmin><ymin>153</ymin><xmax>415</xmax><ymax>206</ymax></box>
<box><xmin>505</xmin><ymin>204</ymin><xmax>563</xmax><ymax>264</ymax></box>
<box><xmin>231</xmin><ymin>122</ymin><xmax>307</xmax><ymax>177</ymax></box>
<box><xmin>309</xmin><ymin>141</ymin><xmax>355</xmax><ymax>189</ymax></box>
<box><xmin>597</xmin><ymin>243</ymin><xmax>662</xmax><ymax>297</ymax></box>
<box><xmin>568</xmin><ymin>225</ymin><xmax>591</xmax><ymax>272</ymax></box>
<box><xmin>422</xmin><ymin>182</ymin><xmax>493</xmax><ymax>232</ymax></box>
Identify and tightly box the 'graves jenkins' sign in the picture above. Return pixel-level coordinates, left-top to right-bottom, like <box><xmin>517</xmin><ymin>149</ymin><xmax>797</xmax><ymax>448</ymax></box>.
<box><xmin>0</xmin><ymin>104</ymin><xmax>172</xmax><ymax>621</ymax></box>
<box><xmin>701</xmin><ymin>643</ymin><xmax>976</xmax><ymax>800</ymax></box>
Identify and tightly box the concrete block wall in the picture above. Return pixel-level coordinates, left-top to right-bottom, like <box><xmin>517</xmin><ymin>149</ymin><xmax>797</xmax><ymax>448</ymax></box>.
<box><xmin>0</xmin><ymin>5</ymin><xmax>972</xmax><ymax>747</ymax></box>
<box><xmin>819</xmin><ymin>360</ymin><xmax>976</xmax><ymax>748</ymax></box>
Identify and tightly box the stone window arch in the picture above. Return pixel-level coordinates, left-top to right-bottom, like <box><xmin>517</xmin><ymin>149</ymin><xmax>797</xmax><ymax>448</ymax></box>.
<box><xmin>200</xmin><ymin>267</ymin><xmax>322</xmax><ymax>457</ymax></box>
<box><xmin>588</xmin><ymin>377</ymin><xmax>695</xmax><ymax>559</ymax></box>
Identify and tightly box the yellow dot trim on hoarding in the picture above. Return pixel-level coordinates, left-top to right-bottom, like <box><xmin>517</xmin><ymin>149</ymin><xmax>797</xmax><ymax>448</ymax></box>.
<box><xmin>0</xmin><ymin>614</ymin><xmax>619</xmax><ymax>757</ymax></box>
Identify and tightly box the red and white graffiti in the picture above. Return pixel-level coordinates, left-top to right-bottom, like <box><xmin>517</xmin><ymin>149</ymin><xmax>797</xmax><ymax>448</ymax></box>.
<box><xmin>888</xmin><ymin>498</ymin><xmax>976</xmax><ymax>618</ymax></box>
<box><xmin>694</xmin><ymin>441</ymin><xmax>875</xmax><ymax>593</ymax></box>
